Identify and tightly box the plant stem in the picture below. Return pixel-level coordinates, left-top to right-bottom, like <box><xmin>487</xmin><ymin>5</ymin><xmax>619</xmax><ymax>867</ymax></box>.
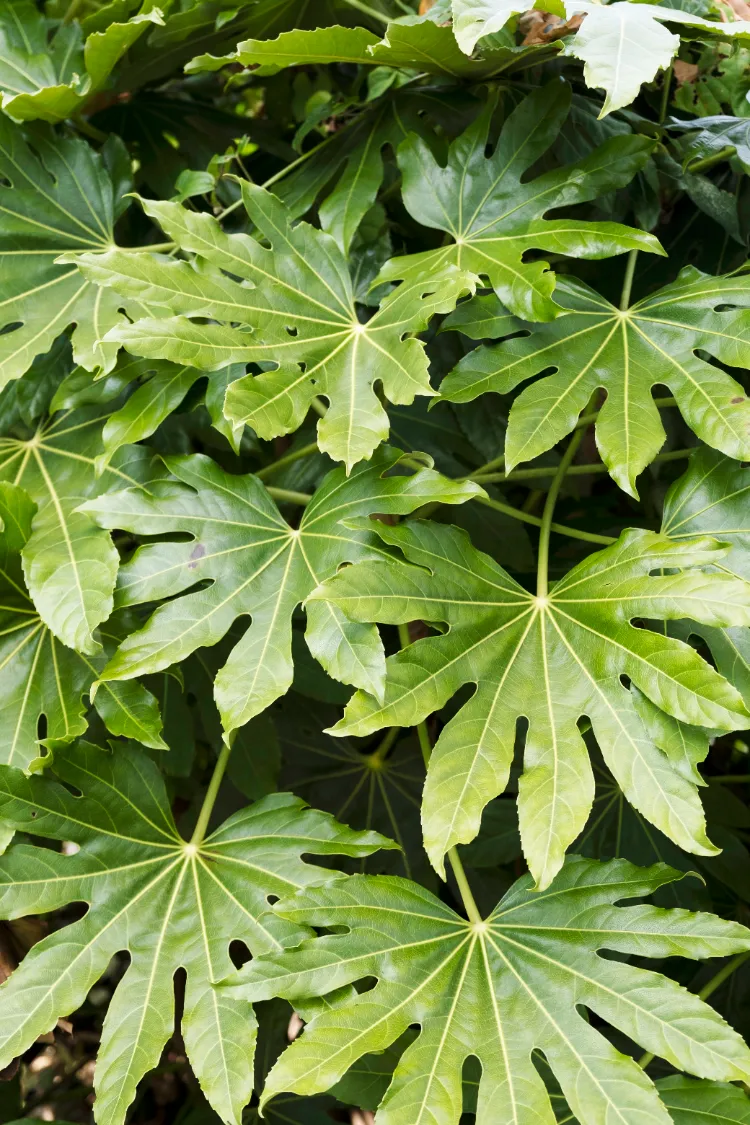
<box><xmin>687</xmin><ymin>145</ymin><xmax>736</xmax><ymax>176</ymax></box>
<box><xmin>398</xmin><ymin>624</ymin><xmax>483</xmax><ymax>924</ymax></box>
<box><xmin>448</xmin><ymin>850</ymin><xmax>483</xmax><ymax>924</ymax></box>
<box><xmin>476</xmin><ymin>494</ymin><xmax>615</xmax><ymax>546</ymax></box>
<box><xmin>473</xmin><ymin>447</ymin><xmax>692</xmax><ymax>485</ymax></box>
<box><xmin>638</xmin><ymin>951</ymin><xmax>750</xmax><ymax>1070</ymax></box>
<box><xmin>709</xmin><ymin>773</ymin><xmax>750</xmax><ymax>784</ymax></box>
<box><xmin>342</xmin><ymin>0</ymin><xmax>391</xmax><ymax>22</ymax></box>
<box><xmin>217</xmin><ymin>128</ymin><xmax>356</xmax><ymax>221</ymax></box>
<box><xmin>370</xmin><ymin>727</ymin><xmax>399</xmax><ymax>766</ymax></box>
<box><xmin>190</xmin><ymin>739</ymin><xmax>234</xmax><ymax>847</ymax></box>
<box><xmin>620</xmin><ymin>249</ymin><xmax>639</xmax><ymax>311</ymax></box>
<box><xmin>266</xmin><ymin>486</ymin><xmax>312</xmax><ymax>506</ymax></box>
<box><xmin>256</xmin><ymin>441</ymin><xmax>319</xmax><ymax>480</ymax></box>
<box><xmin>658</xmin><ymin>63</ymin><xmax>673</xmax><ymax>124</ymax></box>
<box><xmin>72</xmin><ymin>113</ymin><xmax>109</xmax><ymax>143</ymax></box>
<box><xmin>536</xmin><ymin>428</ymin><xmax>587</xmax><ymax>598</ymax></box>
<box><xmin>62</xmin><ymin>0</ymin><xmax>84</xmax><ymax>22</ymax></box>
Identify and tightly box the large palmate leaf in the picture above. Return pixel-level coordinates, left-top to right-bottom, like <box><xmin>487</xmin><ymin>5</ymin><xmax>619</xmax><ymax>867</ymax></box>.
<box><xmin>0</xmin><ymin>482</ymin><xmax>164</xmax><ymax>766</ymax></box>
<box><xmin>73</xmin><ymin>185</ymin><xmax>475</xmax><ymax>469</ymax></box>
<box><xmin>311</xmin><ymin>520</ymin><xmax>750</xmax><ymax>886</ymax></box>
<box><xmin>228</xmin><ymin>857</ymin><xmax>750</xmax><ymax>1125</ymax></box>
<box><xmin>80</xmin><ymin>447</ymin><xmax>481</xmax><ymax>739</ymax></box>
<box><xmin>0</xmin><ymin>0</ymin><xmax>163</xmax><ymax>123</ymax></box>
<box><xmin>376</xmin><ymin>82</ymin><xmax>662</xmax><ymax>321</ymax></box>
<box><xmin>662</xmin><ymin>448</ymin><xmax>750</xmax><ymax>706</ymax></box>
<box><xmin>442</xmin><ymin>267</ymin><xmax>750</xmax><ymax>496</ymax></box>
<box><xmin>0</xmin><ymin>405</ymin><xmax>156</xmax><ymax>654</ymax></box>
<box><xmin>452</xmin><ymin>0</ymin><xmax>750</xmax><ymax>115</ymax></box>
<box><xmin>0</xmin><ymin>121</ymin><xmax>155</xmax><ymax>386</ymax></box>
<box><xmin>0</xmin><ymin>741</ymin><xmax>393</xmax><ymax>1125</ymax></box>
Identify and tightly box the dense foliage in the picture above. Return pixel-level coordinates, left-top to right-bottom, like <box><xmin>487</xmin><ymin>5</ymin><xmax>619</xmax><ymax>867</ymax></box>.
<box><xmin>3</xmin><ymin>1</ymin><xmax>750</xmax><ymax>1124</ymax></box>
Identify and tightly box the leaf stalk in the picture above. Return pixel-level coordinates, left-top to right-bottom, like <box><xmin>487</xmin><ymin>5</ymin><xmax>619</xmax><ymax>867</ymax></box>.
<box><xmin>536</xmin><ymin>427</ymin><xmax>587</xmax><ymax>598</ymax></box>
<box><xmin>190</xmin><ymin>738</ymin><xmax>234</xmax><ymax>847</ymax></box>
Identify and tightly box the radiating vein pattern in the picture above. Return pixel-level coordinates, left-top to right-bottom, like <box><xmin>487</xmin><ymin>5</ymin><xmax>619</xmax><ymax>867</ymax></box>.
<box><xmin>0</xmin><ymin>741</ymin><xmax>393</xmax><ymax>1125</ymax></box>
<box><xmin>311</xmin><ymin>520</ymin><xmax>750</xmax><ymax>885</ymax></box>
<box><xmin>229</xmin><ymin>858</ymin><xmax>750</xmax><ymax>1125</ymax></box>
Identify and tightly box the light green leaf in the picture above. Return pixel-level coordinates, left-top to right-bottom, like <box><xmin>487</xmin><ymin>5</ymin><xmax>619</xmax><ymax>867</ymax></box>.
<box><xmin>0</xmin><ymin>122</ymin><xmax>155</xmax><ymax>385</ymax></box>
<box><xmin>73</xmin><ymin>185</ymin><xmax>476</xmax><ymax>470</ymax></box>
<box><xmin>563</xmin><ymin>0</ymin><xmax>750</xmax><ymax>116</ymax></box>
<box><xmin>0</xmin><ymin>0</ymin><xmax>164</xmax><ymax>124</ymax></box>
<box><xmin>452</xmin><ymin>0</ymin><xmax>564</xmax><ymax>54</ymax></box>
<box><xmin>0</xmin><ymin>405</ymin><xmax>156</xmax><ymax>654</ymax></box>
<box><xmin>0</xmin><ymin>480</ymin><xmax>165</xmax><ymax>765</ymax></box>
<box><xmin>662</xmin><ymin>447</ymin><xmax>750</xmax><ymax>707</ymax></box>
<box><xmin>0</xmin><ymin>741</ymin><xmax>393</xmax><ymax>1125</ymax></box>
<box><xmin>311</xmin><ymin>520</ymin><xmax>750</xmax><ymax>886</ymax></box>
<box><xmin>442</xmin><ymin>268</ymin><xmax>750</xmax><ymax>496</ymax></box>
<box><xmin>378</xmin><ymin>83</ymin><xmax>662</xmax><ymax>321</ymax></box>
<box><xmin>79</xmin><ymin>447</ymin><xmax>481</xmax><ymax>738</ymax></box>
<box><xmin>228</xmin><ymin>857</ymin><xmax>750</xmax><ymax>1125</ymax></box>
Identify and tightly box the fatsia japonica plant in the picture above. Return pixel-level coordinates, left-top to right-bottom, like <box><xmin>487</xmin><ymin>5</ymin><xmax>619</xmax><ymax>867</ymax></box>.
<box><xmin>5</xmin><ymin>3</ymin><xmax>750</xmax><ymax>1125</ymax></box>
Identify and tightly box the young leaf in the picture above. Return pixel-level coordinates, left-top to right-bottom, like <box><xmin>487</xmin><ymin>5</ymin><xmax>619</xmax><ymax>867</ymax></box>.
<box><xmin>377</xmin><ymin>83</ymin><xmax>662</xmax><ymax>321</ymax></box>
<box><xmin>0</xmin><ymin>406</ymin><xmax>156</xmax><ymax>654</ymax></box>
<box><xmin>228</xmin><ymin>858</ymin><xmax>750</xmax><ymax>1125</ymax></box>
<box><xmin>442</xmin><ymin>268</ymin><xmax>750</xmax><ymax>496</ymax></box>
<box><xmin>0</xmin><ymin>122</ymin><xmax>153</xmax><ymax>385</ymax></box>
<box><xmin>0</xmin><ymin>741</ymin><xmax>394</xmax><ymax>1125</ymax></box>
<box><xmin>0</xmin><ymin>481</ymin><xmax>164</xmax><ymax>764</ymax></box>
<box><xmin>0</xmin><ymin>0</ymin><xmax>163</xmax><ymax>123</ymax></box>
<box><xmin>662</xmin><ymin>448</ymin><xmax>750</xmax><ymax>705</ymax></box>
<box><xmin>79</xmin><ymin>447</ymin><xmax>482</xmax><ymax>738</ymax></box>
<box><xmin>73</xmin><ymin>186</ymin><xmax>476</xmax><ymax>469</ymax></box>
<box><xmin>562</xmin><ymin>0</ymin><xmax>750</xmax><ymax>117</ymax></box>
<box><xmin>311</xmin><ymin>520</ymin><xmax>750</xmax><ymax>886</ymax></box>
<box><xmin>452</xmin><ymin>0</ymin><xmax>564</xmax><ymax>54</ymax></box>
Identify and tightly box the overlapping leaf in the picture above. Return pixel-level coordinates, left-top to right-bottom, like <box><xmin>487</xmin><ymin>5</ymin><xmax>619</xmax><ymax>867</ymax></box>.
<box><xmin>0</xmin><ymin>481</ymin><xmax>164</xmax><ymax>766</ymax></box>
<box><xmin>0</xmin><ymin>741</ymin><xmax>393</xmax><ymax>1125</ymax></box>
<box><xmin>0</xmin><ymin>121</ymin><xmax>156</xmax><ymax>386</ymax></box>
<box><xmin>662</xmin><ymin>448</ymin><xmax>750</xmax><ymax>706</ymax></box>
<box><xmin>188</xmin><ymin>20</ymin><xmax>545</xmax><ymax>81</ymax></box>
<box><xmin>73</xmin><ymin>185</ymin><xmax>475</xmax><ymax>468</ymax></box>
<box><xmin>0</xmin><ymin>405</ymin><xmax>156</xmax><ymax>654</ymax></box>
<box><xmin>80</xmin><ymin>447</ymin><xmax>481</xmax><ymax>739</ymax></box>
<box><xmin>0</xmin><ymin>0</ymin><xmax>163</xmax><ymax>124</ymax></box>
<box><xmin>657</xmin><ymin>1076</ymin><xmax>750</xmax><ymax>1124</ymax></box>
<box><xmin>452</xmin><ymin>0</ymin><xmax>750</xmax><ymax>115</ymax></box>
<box><xmin>375</xmin><ymin>83</ymin><xmax>661</xmax><ymax>320</ymax></box>
<box><xmin>311</xmin><ymin>519</ymin><xmax>750</xmax><ymax>885</ymax></box>
<box><xmin>228</xmin><ymin>857</ymin><xmax>750</xmax><ymax>1125</ymax></box>
<box><xmin>442</xmin><ymin>267</ymin><xmax>750</xmax><ymax>496</ymax></box>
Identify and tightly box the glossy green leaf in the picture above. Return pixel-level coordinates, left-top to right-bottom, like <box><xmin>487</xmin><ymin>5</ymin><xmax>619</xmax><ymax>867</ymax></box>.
<box><xmin>0</xmin><ymin>741</ymin><xmax>393</xmax><ymax>1125</ymax></box>
<box><xmin>442</xmin><ymin>268</ymin><xmax>750</xmax><ymax>496</ymax></box>
<box><xmin>657</xmin><ymin>1075</ymin><xmax>750</xmax><ymax>1123</ymax></box>
<box><xmin>188</xmin><ymin>18</ymin><xmax>541</xmax><ymax>80</ymax></box>
<box><xmin>0</xmin><ymin>480</ymin><xmax>164</xmax><ymax>764</ymax></box>
<box><xmin>0</xmin><ymin>406</ymin><xmax>156</xmax><ymax>654</ymax></box>
<box><xmin>0</xmin><ymin>122</ymin><xmax>154</xmax><ymax>386</ymax></box>
<box><xmin>0</xmin><ymin>0</ymin><xmax>163</xmax><ymax>124</ymax></box>
<box><xmin>378</xmin><ymin>83</ymin><xmax>662</xmax><ymax>321</ymax></box>
<box><xmin>662</xmin><ymin>448</ymin><xmax>750</xmax><ymax>706</ymax></box>
<box><xmin>228</xmin><ymin>857</ymin><xmax>750</xmax><ymax>1125</ymax></box>
<box><xmin>312</xmin><ymin>520</ymin><xmax>750</xmax><ymax>885</ymax></box>
<box><xmin>73</xmin><ymin>185</ymin><xmax>476</xmax><ymax>469</ymax></box>
<box><xmin>80</xmin><ymin>447</ymin><xmax>481</xmax><ymax>738</ymax></box>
